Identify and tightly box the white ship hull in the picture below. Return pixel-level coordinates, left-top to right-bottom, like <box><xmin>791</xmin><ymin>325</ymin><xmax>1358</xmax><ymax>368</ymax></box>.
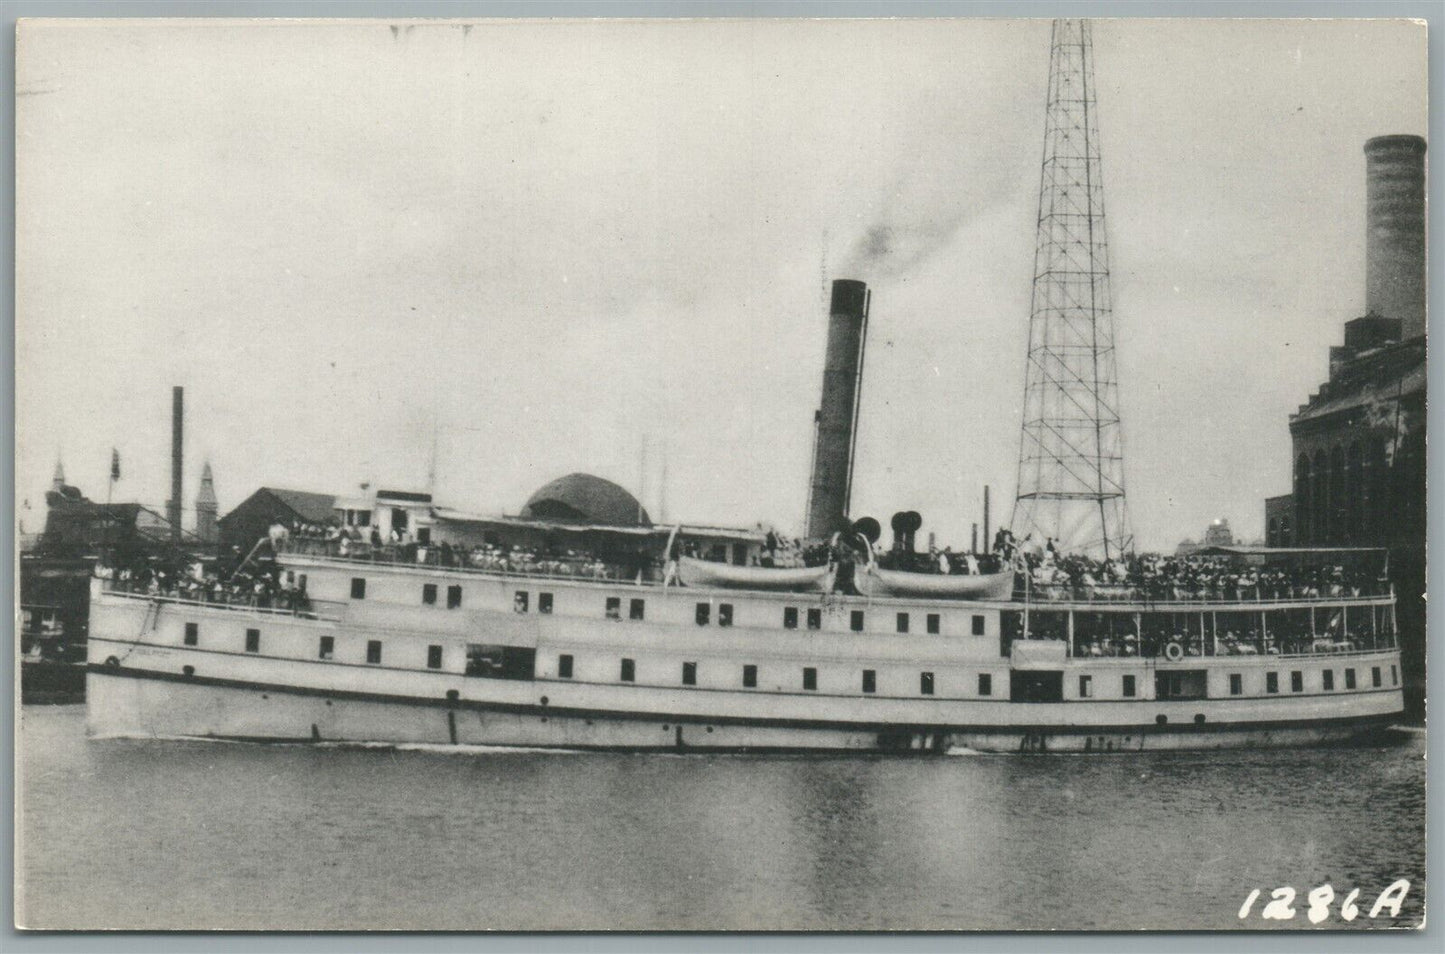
<box><xmin>87</xmin><ymin>665</ymin><xmax>1396</xmax><ymax>754</ymax></box>
<box><xmin>85</xmin><ymin>557</ymin><xmax>1406</xmax><ymax>754</ymax></box>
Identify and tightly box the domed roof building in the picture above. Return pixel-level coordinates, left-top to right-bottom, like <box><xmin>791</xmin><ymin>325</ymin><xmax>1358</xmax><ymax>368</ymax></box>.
<box><xmin>521</xmin><ymin>473</ymin><xmax>651</xmax><ymax>527</ymax></box>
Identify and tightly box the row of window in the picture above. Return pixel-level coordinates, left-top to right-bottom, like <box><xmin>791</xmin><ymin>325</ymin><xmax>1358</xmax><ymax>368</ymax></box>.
<box><xmin>556</xmin><ymin>653</ymin><xmax>997</xmax><ymax>696</ymax></box>
<box><xmin>181</xmin><ymin>619</ymin><xmax>1400</xmax><ymax>698</ymax></box>
<box><xmin>390</xmin><ymin>580</ymin><xmax>991</xmax><ymax>636</ymax></box>
<box><xmin>1260</xmin><ymin>665</ymin><xmax>1395</xmax><ymax>694</ymax></box>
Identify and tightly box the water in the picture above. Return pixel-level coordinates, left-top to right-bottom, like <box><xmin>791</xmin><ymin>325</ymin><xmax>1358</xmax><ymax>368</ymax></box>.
<box><xmin>17</xmin><ymin>706</ymin><xmax>1425</xmax><ymax>931</ymax></box>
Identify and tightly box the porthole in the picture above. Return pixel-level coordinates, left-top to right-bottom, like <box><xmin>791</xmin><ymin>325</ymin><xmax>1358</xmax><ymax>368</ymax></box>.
<box><xmin>446</xmin><ymin>689</ymin><xmax>459</xmax><ymax>702</ymax></box>
<box><xmin>1194</xmin><ymin>713</ymin><xmax>1206</xmax><ymax>724</ymax></box>
<box><xmin>1156</xmin><ymin>714</ymin><xmax>1167</xmax><ymax>725</ymax></box>
<box><xmin>182</xmin><ymin>665</ymin><xmax>195</xmax><ymax>677</ymax></box>
<box><xmin>540</xmin><ymin>695</ymin><xmax>549</xmax><ymax>706</ymax></box>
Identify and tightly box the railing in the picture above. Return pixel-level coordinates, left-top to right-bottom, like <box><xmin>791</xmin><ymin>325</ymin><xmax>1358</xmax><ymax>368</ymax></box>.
<box><xmin>272</xmin><ymin>539</ymin><xmax>1395</xmax><ymax>606</ymax></box>
<box><xmin>1061</xmin><ymin>631</ymin><xmax>1399</xmax><ymax>661</ymax></box>
<box><xmin>99</xmin><ymin>579</ymin><xmax>338</xmax><ymax>620</ymax></box>
<box><xmin>1016</xmin><ymin>582</ymin><xmax>1392</xmax><ymax>606</ymax></box>
<box><xmin>275</xmin><ymin>537</ymin><xmax>665</xmax><ymax>586</ymax></box>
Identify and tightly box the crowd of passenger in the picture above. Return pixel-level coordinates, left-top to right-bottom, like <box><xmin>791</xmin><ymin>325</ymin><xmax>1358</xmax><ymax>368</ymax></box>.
<box><xmin>1063</xmin><ymin>624</ymin><xmax>1390</xmax><ymax>659</ymax></box>
<box><xmin>276</xmin><ymin>521</ymin><xmax>659</xmax><ymax>582</ymax></box>
<box><xmin>1020</xmin><ymin>545</ymin><xmax>1382</xmax><ymax>602</ymax></box>
<box><xmin>97</xmin><ymin>557</ymin><xmax>312</xmax><ymax>613</ymax></box>
<box><xmin>268</xmin><ymin>515</ymin><xmax>1386</xmax><ymax>603</ymax></box>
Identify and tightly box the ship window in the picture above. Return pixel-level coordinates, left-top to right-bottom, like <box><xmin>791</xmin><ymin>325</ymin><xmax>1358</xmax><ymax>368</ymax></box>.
<box><xmin>297</xmin><ymin>574</ymin><xmax>307</xmax><ymax>593</ymax></box>
<box><xmin>1372</xmin><ymin>666</ymin><xmax>1382</xmax><ymax>687</ymax></box>
<box><xmin>427</xmin><ymin>645</ymin><xmax>443</xmax><ymax>670</ymax></box>
<box><xmin>184</xmin><ymin>622</ymin><xmax>198</xmax><ymax>646</ymax></box>
<box><xmin>896</xmin><ymin>613</ymin><xmax>909</xmax><ymax>634</ymax></box>
<box><xmin>862</xmin><ymin>670</ymin><xmax>876</xmax><ymax>694</ymax></box>
<box><xmin>1155</xmin><ymin>670</ymin><xmax>1207</xmax><ymax>700</ymax></box>
<box><xmin>1391</xmin><ymin>665</ymin><xmax>1398</xmax><ymax>686</ymax></box>
<box><xmin>1230</xmin><ymin>673</ymin><xmax>1243</xmax><ymax>696</ymax></box>
<box><xmin>743</xmin><ymin>664</ymin><xmax>757</xmax><ymax>688</ymax></box>
<box><xmin>539</xmin><ymin>592</ymin><xmax>553</xmax><ymax>614</ymax></box>
<box><xmin>513</xmin><ymin>591</ymin><xmax>529</xmax><ymax>613</ymax></box>
<box><xmin>802</xmin><ymin>667</ymin><xmax>817</xmax><ymax>691</ymax></box>
<box><xmin>1322</xmin><ymin>670</ymin><xmax>1334</xmax><ymax>691</ymax></box>
<box><xmin>350</xmin><ymin>577</ymin><xmax>366</xmax><ymax>599</ymax></box>
<box><xmin>807</xmin><ymin>608</ymin><xmax>822</xmax><ymax>630</ymax></box>
<box><xmin>630</xmin><ymin>598</ymin><xmax>645</xmax><ymax>621</ymax></box>
<box><xmin>718</xmin><ymin>604</ymin><xmax>734</xmax><ymax>627</ymax></box>
<box><xmin>366</xmin><ymin>640</ymin><xmax>382</xmax><ymax>664</ymax></box>
<box><xmin>356</xmin><ymin>509</ymin><xmax>371</xmax><ymax>527</ymax></box>
<box><xmin>1079</xmin><ymin>674</ymin><xmax>1093</xmax><ymax>698</ymax></box>
<box><xmin>972</xmin><ymin>614</ymin><xmax>986</xmax><ymax>636</ymax></box>
<box><xmin>465</xmin><ymin>644</ymin><xmax>536</xmax><ymax>680</ymax></box>
<box><xmin>927</xmin><ymin>613</ymin><xmax>940</xmax><ymax>635</ymax></box>
<box><xmin>1345</xmin><ymin>668</ymin><xmax>1357</xmax><ymax>690</ymax></box>
<box><xmin>318</xmin><ymin>635</ymin><xmax>334</xmax><ymax>660</ymax></box>
<box><xmin>558</xmin><ymin>654</ymin><xmax>573</xmax><ymax>679</ymax></box>
<box><xmin>607</xmin><ymin>597</ymin><xmax>622</xmax><ymax>620</ymax></box>
<box><xmin>783</xmin><ymin>607</ymin><xmax>798</xmax><ymax>629</ymax></box>
<box><xmin>850</xmin><ymin>610</ymin><xmax>865</xmax><ymax>632</ymax></box>
<box><xmin>422</xmin><ymin>583</ymin><xmax>437</xmax><ymax>605</ymax></box>
<box><xmin>978</xmin><ymin>673</ymin><xmax>992</xmax><ymax>696</ymax></box>
<box><xmin>1011</xmin><ymin>670</ymin><xmax>1064</xmax><ymax>703</ymax></box>
<box><xmin>1123</xmin><ymin>674</ymin><xmax>1136</xmax><ymax>697</ymax></box>
<box><xmin>1290</xmin><ymin>670</ymin><xmax>1303</xmax><ymax>693</ymax></box>
<box><xmin>920</xmin><ymin>672</ymin><xmax>935</xmax><ymax>695</ymax></box>
<box><xmin>285</xmin><ymin>571</ymin><xmax>295</xmax><ymax>585</ymax></box>
<box><xmin>682</xmin><ymin>662</ymin><xmax>697</xmax><ymax>686</ymax></box>
<box><xmin>447</xmin><ymin>585</ymin><xmax>462</xmax><ymax>609</ymax></box>
<box><xmin>1266</xmin><ymin>672</ymin><xmax>1279</xmax><ymax>694</ymax></box>
<box><xmin>245</xmin><ymin>628</ymin><xmax>260</xmax><ymax>653</ymax></box>
<box><xmin>695</xmin><ymin>603</ymin><xmax>710</xmax><ymax>626</ymax></box>
<box><xmin>620</xmin><ymin>658</ymin><xmax>635</xmax><ymax>682</ymax></box>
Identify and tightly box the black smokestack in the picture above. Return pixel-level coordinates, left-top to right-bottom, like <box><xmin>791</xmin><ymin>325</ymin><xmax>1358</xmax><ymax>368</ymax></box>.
<box><xmin>806</xmin><ymin>279</ymin><xmax>869</xmax><ymax>539</ymax></box>
<box><xmin>1364</xmin><ymin>134</ymin><xmax>1426</xmax><ymax>340</ymax></box>
<box><xmin>168</xmin><ymin>386</ymin><xmax>183</xmax><ymax>541</ymax></box>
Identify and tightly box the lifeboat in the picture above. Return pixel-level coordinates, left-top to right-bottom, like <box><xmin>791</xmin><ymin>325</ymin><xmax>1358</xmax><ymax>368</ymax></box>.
<box><xmin>675</xmin><ymin>556</ymin><xmax>835</xmax><ymax>593</ymax></box>
<box><xmin>852</xmin><ymin>561</ymin><xmax>1016</xmax><ymax>601</ymax></box>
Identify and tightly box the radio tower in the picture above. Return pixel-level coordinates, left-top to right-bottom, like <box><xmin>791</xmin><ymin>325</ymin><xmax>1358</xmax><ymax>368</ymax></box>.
<box><xmin>1011</xmin><ymin>19</ymin><xmax>1133</xmax><ymax>560</ymax></box>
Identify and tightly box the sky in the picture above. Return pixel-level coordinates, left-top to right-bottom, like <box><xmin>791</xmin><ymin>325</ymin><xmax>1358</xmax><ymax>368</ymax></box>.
<box><xmin>16</xmin><ymin>17</ymin><xmax>1428</xmax><ymax>551</ymax></box>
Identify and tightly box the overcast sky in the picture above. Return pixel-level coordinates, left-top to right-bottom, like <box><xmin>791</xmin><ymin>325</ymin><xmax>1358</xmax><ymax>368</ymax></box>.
<box><xmin>17</xmin><ymin>17</ymin><xmax>1427</xmax><ymax>550</ymax></box>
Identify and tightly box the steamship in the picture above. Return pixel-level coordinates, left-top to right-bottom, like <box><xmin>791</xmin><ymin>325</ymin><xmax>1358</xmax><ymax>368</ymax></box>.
<box><xmin>83</xmin><ymin>279</ymin><xmax>1404</xmax><ymax>753</ymax></box>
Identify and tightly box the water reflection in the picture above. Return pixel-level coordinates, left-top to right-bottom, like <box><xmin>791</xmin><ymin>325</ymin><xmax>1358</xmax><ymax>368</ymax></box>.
<box><xmin>18</xmin><ymin>708</ymin><xmax>1424</xmax><ymax>931</ymax></box>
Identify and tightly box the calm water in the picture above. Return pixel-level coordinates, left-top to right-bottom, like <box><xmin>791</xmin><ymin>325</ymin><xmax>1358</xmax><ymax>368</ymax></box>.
<box><xmin>17</xmin><ymin>705</ymin><xmax>1425</xmax><ymax>931</ymax></box>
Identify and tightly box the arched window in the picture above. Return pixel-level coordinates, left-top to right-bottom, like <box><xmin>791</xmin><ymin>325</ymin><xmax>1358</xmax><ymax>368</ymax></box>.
<box><xmin>1347</xmin><ymin>441</ymin><xmax>1364</xmax><ymax>540</ymax></box>
<box><xmin>1312</xmin><ymin>449</ymin><xmax>1328</xmax><ymax>543</ymax></box>
<box><xmin>1329</xmin><ymin>445</ymin><xmax>1346</xmax><ymax>544</ymax></box>
<box><xmin>1295</xmin><ymin>453</ymin><xmax>1312</xmax><ymax>544</ymax></box>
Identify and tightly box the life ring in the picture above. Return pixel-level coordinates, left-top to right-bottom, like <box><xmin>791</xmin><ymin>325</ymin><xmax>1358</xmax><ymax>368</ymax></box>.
<box><xmin>1163</xmin><ymin>641</ymin><xmax>1184</xmax><ymax>663</ymax></box>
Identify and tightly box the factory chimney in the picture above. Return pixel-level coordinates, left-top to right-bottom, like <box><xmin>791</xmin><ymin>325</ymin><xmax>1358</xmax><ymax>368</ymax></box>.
<box><xmin>805</xmin><ymin>279</ymin><xmax>870</xmax><ymax>539</ymax></box>
<box><xmin>167</xmin><ymin>386</ymin><xmax>184</xmax><ymax>542</ymax></box>
<box><xmin>1364</xmin><ymin>134</ymin><xmax>1427</xmax><ymax>340</ymax></box>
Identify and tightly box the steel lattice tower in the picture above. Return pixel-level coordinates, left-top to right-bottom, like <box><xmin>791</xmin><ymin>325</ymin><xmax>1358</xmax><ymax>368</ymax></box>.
<box><xmin>1011</xmin><ymin>19</ymin><xmax>1133</xmax><ymax>560</ymax></box>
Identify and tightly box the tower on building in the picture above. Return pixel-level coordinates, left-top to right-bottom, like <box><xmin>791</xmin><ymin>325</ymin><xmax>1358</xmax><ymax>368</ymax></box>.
<box><xmin>52</xmin><ymin>459</ymin><xmax>65</xmax><ymax>493</ymax></box>
<box><xmin>1011</xmin><ymin>18</ymin><xmax>1133</xmax><ymax>560</ymax></box>
<box><xmin>195</xmin><ymin>461</ymin><xmax>218</xmax><ymax>545</ymax></box>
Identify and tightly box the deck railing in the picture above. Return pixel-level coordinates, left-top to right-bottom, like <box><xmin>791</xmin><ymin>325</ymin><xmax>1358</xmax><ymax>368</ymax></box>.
<box><xmin>99</xmin><ymin>579</ymin><xmax>340</xmax><ymax>621</ymax></box>
<box><xmin>272</xmin><ymin>539</ymin><xmax>1393</xmax><ymax>606</ymax></box>
<box><xmin>275</xmin><ymin>537</ymin><xmax>663</xmax><ymax>585</ymax></box>
<box><xmin>1015</xmin><ymin>582</ymin><xmax>1392</xmax><ymax>606</ymax></box>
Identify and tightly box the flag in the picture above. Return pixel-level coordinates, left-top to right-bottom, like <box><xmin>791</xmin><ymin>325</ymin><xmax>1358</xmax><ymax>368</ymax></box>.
<box><xmin>110</xmin><ymin>448</ymin><xmax>121</xmax><ymax>482</ymax></box>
